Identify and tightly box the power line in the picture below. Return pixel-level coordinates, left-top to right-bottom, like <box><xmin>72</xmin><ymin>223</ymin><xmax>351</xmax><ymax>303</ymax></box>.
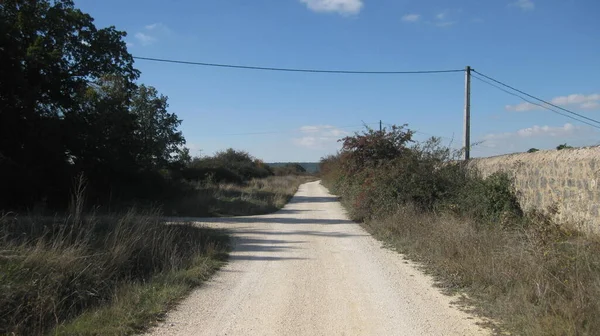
<box><xmin>471</xmin><ymin>73</ymin><xmax>600</xmax><ymax>129</ymax></box>
<box><xmin>133</xmin><ymin>56</ymin><xmax>465</xmax><ymax>75</ymax></box>
<box><xmin>382</xmin><ymin>123</ymin><xmax>455</xmax><ymax>141</ymax></box>
<box><xmin>472</xmin><ymin>69</ymin><xmax>600</xmax><ymax>126</ymax></box>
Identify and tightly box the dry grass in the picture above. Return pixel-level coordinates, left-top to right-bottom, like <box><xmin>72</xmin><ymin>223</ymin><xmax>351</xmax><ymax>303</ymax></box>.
<box><xmin>166</xmin><ymin>175</ymin><xmax>316</xmax><ymax>217</ymax></box>
<box><xmin>362</xmin><ymin>206</ymin><xmax>600</xmax><ymax>335</ymax></box>
<box><xmin>0</xmin><ymin>175</ymin><xmax>312</xmax><ymax>335</ymax></box>
<box><xmin>0</xmin><ymin>210</ymin><xmax>229</xmax><ymax>335</ymax></box>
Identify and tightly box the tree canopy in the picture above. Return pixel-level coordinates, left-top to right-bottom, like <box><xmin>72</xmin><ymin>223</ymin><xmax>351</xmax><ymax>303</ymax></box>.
<box><xmin>0</xmin><ymin>0</ymin><xmax>187</xmax><ymax>210</ymax></box>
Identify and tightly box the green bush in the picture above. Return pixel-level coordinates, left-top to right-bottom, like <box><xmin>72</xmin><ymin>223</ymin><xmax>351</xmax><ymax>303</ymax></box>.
<box><xmin>188</xmin><ymin>149</ymin><xmax>273</xmax><ymax>183</ymax></box>
<box><xmin>271</xmin><ymin>163</ymin><xmax>307</xmax><ymax>176</ymax></box>
<box><xmin>320</xmin><ymin>126</ymin><xmax>522</xmax><ymax>225</ymax></box>
<box><xmin>181</xmin><ymin>166</ymin><xmax>244</xmax><ymax>184</ymax></box>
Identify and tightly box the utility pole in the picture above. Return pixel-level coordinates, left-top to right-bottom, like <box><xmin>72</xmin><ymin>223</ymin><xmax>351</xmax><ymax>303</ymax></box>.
<box><xmin>379</xmin><ymin>120</ymin><xmax>382</xmax><ymax>132</ymax></box>
<box><xmin>464</xmin><ymin>66</ymin><xmax>471</xmax><ymax>161</ymax></box>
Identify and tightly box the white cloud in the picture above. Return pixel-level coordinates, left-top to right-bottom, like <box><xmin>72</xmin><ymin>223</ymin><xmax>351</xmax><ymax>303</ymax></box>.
<box><xmin>144</xmin><ymin>23</ymin><xmax>170</xmax><ymax>33</ymax></box>
<box><xmin>133</xmin><ymin>23</ymin><xmax>171</xmax><ymax>46</ymax></box>
<box><xmin>474</xmin><ymin>123</ymin><xmax>597</xmax><ymax>156</ymax></box>
<box><xmin>300</xmin><ymin>0</ymin><xmax>363</xmax><ymax>15</ymax></box>
<box><xmin>506</xmin><ymin>93</ymin><xmax>600</xmax><ymax>112</ymax></box>
<box><xmin>484</xmin><ymin>123</ymin><xmax>582</xmax><ymax>140</ymax></box>
<box><xmin>293</xmin><ymin>125</ymin><xmax>349</xmax><ymax>149</ymax></box>
<box><xmin>431</xmin><ymin>10</ymin><xmax>457</xmax><ymax>27</ymax></box>
<box><xmin>134</xmin><ymin>32</ymin><xmax>156</xmax><ymax>46</ymax></box>
<box><xmin>145</xmin><ymin>23</ymin><xmax>159</xmax><ymax>30</ymax></box>
<box><xmin>402</xmin><ymin>14</ymin><xmax>421</xmax><ymax>22</ymax></box>
<box><xmin>512</xmin><ymin>0</ymin><xmax>535</xmax><ymax>11</ymax></box>
<box><xmin>581</xmin><ymin>101</ymin><xmax>600</xmax><ymax>110</ymax></box>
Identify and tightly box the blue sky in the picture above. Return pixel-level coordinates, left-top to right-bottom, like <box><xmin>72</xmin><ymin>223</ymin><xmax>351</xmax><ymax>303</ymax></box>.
<box><xmin>75</xmin><ymin>0</ymin><xmax>600</xmax><ymax>161</ymax></box>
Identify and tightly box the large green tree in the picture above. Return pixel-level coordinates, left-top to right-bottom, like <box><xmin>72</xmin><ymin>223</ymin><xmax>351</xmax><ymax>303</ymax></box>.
<box><xmin>0</xmin><ymin>0</ymin><xmax>138</xmax><ymax>208</ymax></box>
<box><xmin>132</xmin><ymin>85</ymin><xmax>186</xmax><ymax>170</ymax></box>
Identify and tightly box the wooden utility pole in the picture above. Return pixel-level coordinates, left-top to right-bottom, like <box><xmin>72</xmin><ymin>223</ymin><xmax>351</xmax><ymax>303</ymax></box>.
<box><xmin>464</xmin><ymin>66</ymin><xmax>471</xmax><ymax>161</ymax></box>
<box><xmin>379</xmin><ymin>120</ymin><xmax>382</xmax><ymax>132</ymax></box>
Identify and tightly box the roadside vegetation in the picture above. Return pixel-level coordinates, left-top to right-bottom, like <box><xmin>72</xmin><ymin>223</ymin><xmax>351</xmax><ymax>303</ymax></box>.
<box><xmin>171</xmin><ymin>150</ymin><xmax>313</xmax><ymax>217</ymax></box>
<box><xmin>320</xmin><ymin>125</ymin><xmax>600</xmax><ymax>335</ymax></box>
<box><xmin>0</xmin><ymin>1</ymin><xmax>313</xmax><ymax>334</ymax></box>
<box><xmin>0</xmin><ymin>166</ymin><xmax>310</xmax><ymax>336</ymax></box>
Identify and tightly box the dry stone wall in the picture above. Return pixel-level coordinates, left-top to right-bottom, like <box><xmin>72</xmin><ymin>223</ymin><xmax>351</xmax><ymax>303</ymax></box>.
<box><xmin>470</xmin><ymin>147</ymin><xmax>600</xmax><ymax>234</ymax></box>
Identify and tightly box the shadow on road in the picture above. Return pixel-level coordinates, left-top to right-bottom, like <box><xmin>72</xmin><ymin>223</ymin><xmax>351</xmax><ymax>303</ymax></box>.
<box><xmin>288</xmin><ymin>196</ymin><xmax>340</xmax><ymax>204</ymax></box>
<box><xmin>218</xmin><ymin>217</ymin><xmax>354</xmax><ymax>225</ymax></box>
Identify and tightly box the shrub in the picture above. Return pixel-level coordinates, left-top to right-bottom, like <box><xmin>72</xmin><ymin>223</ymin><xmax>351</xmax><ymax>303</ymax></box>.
<box><xmin>556</xmin><ymin>143</ymin><xmax>573</xmax><ymax>150</ymax></box>
<box><xmin>188</xmin><ymin>149</ymin><xmax>273</xmax><ymax>183</ymax></box>
<box><xmin>271</xmin><ymin>163</ymin><xmax>307</xmax><ymax>176</ymax></box>
<box><xmin>322</xmin><ymin>129</ymin><xmax>522</xmax><ymax>225</ymax></box>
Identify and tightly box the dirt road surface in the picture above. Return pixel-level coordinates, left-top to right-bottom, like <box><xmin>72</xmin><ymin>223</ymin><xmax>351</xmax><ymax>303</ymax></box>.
<box><xmin>147</xmin><ymin>181</ymin><xmax>488</xmax><ymax>336</ymax></box>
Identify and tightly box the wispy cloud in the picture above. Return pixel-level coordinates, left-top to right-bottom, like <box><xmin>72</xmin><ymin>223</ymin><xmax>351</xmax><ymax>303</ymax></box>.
<box><xmin>484</xmin><ymin>123</ymin><xmax>583</xmax><ymax>141</ymax></box>
<box><xmin>134</xmin><ymin>32</ymin><xmax>156</xmax><ymax>46</ymax></box>
<box><xmin>473</xmin><ymin>123</ymin><xmax>598</xmax><ymax>156</ymax></box>
<box><xmin>433</xmin><ymin>10</ymin><xmax>456</xmax><ymax>27</ymax></box>
<box><xmin>511</xmin><ymin>0</ymin><xmax>535</xmax><ymax>11</ymax></box>
<box><xmin>293</xmin><ymin>125</ymin><xmax>349</xmax><ymax>149</ymax></box>
<box><xmin>300</xmin><ymin>0</ymin><xmax>363</xmax><ymax>15</ymax></box>
<box><xmin>134</xmin><ymin>23</ymin><xmax>170</xmax><ymax>46</ymax></box>
<box><xmin>506</xmin><ymin>93</ymin><xmax>600</xmax><ymax>112</ymax></box>
<box><xmin>401</xmin><ymin>14</ymin><xmax>421</xmax><ymax>22</ymax></box>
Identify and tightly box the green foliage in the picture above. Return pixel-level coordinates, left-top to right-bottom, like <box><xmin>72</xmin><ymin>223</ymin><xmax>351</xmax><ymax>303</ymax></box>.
<box><xmin>0</xmin><ymin>0</ymin><xmax>188</xmax><ymax>211</ymax></box>
<box><xmin>271</xmin><ymin>163</ymin><xmax>307</xmax><ymax>176</ymax></box>
<box><xmin>556</xmin><ymin>143</ymin><xmax>573</xmax><ymax>150</ymax></box>
<box><xmin>131</xmin><ymin>85</ymin><xmax>186</xmax><ymax>170</ymax></box>
<box><xmin>321</xmin><ymin>125</ymin><xmax>523</xmax><ymax>225</ymax></box>
<box><xmin>269</xmin><ymin>162</ymin><xmax>319</xmax><ymax>173</ymax></box>
<box><xmin>186</xmin><ymin>149</ymin><xmax>274</xmax><ymax>184</ymax></box>
<box><xmin>527</xmin><ymin>148</ymin><xmax>540</xmax><ymax>153</ymax></box>
<box><xmin>339</xmin><ymin>124</ymin><xmax>414</xmax><ymax>174</ymax></box>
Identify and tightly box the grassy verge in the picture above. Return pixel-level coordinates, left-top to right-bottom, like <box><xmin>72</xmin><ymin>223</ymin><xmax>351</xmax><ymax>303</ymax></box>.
<box><xmin>355</xmin><ymin>205</ymin><xmax>600</xmax><ymax>335</ymax></box>
<box><xmin>0</xmin><ymin>211</ymin><xmax>228</xmax><ymax>335</ymax></box>
<box><xmin>165</xmin><ymin>175</ymin><xmax>316</xmax><ymax>217</ymax></box>
<box><xmin>52</xmin><ymin>254</ymin><xmax>224</xmax><ymax>335</ymax></box>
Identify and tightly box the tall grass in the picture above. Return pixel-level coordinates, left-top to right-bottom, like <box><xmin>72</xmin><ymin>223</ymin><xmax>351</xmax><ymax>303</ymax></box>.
<box><xmin>0</xmin><ymin>174</ymin><xmax>310</xmax><ymax>335</ymax></box>
<box><xmin>360</xmin><ymin>207</ymin><xmax>600</xmax><ymax>335</ymax></box>
<box><xmin>165</xmin><ymin>175</ymin><xmax>316</xmax><ymax>217</ymax></box>
<box><xmin>0</xmin><ymin>210</ymin><xmax>227</xmax><ymax>335</ymax></box>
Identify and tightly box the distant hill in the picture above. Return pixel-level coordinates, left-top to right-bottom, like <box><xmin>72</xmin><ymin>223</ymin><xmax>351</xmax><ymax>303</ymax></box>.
<box><xmin>267</xmin><ymin>162</ymin><xmax>319</xmax><ymax>173</ymax></box>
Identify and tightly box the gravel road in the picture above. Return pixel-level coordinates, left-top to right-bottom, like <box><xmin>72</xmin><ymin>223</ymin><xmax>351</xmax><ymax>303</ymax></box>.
<box><xmin>147</xmin><ymin>181</ymin><xmax>488</xmax><ymax>336</ymax></box>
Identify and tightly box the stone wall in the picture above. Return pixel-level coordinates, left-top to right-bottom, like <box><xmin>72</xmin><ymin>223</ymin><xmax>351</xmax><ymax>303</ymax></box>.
<box><xmin>470</xmin><ymin>147</ymin><xmax>600</xmax><ymax>234</ymax></box>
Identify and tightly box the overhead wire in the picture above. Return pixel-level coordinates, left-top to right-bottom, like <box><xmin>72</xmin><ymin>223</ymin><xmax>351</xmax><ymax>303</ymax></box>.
<box><xmin>133</xmin><ymin>56</ymin><xmax>465</xmax><ymax>75</ymax></box>
<box><xmin>472</xmin><ymin>70</ymin><xmax>600</xmax><ymax>126</ymax></box>
<box><xmin>382</xmin><ymin>123</ymin><xmax>455</xmax><ymax>141</ymax></box>
<box><xmin>470</xmin><ymin>73</ymin><xmax>600</xmax><ymax>129</ymax></box>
